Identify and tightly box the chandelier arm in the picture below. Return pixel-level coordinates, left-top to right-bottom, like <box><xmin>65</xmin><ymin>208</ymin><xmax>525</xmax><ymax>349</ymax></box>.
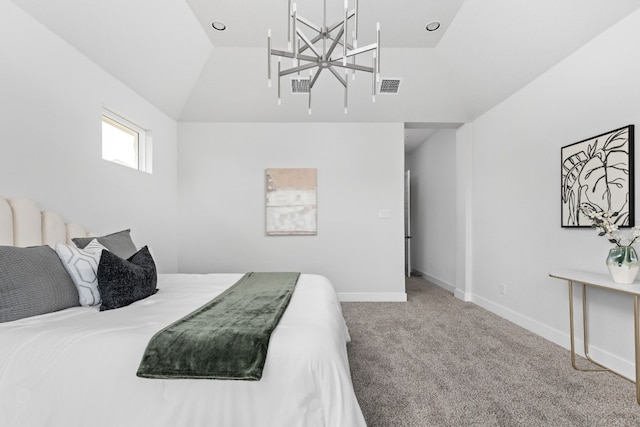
<box><xmin>330</xmin><ymin>62</ymin><xmax>374</xmax><ymax>73</ymax></box>
<box><xmin>299</xmin><ymin>33</ymin><xmax>324</xmax><ymax>55</ymax></box>
<box><xmin>271</xmin><ymin>49</ymin><xmax>318</xmax><ymax>63</ymax></box>
<box><xmin>323</xmin><ymin>0</ymin><xmax>327</xmax><ymax>28</ymax></box>
<box><xmin>342</xmin><ymin>4</ymin><xmax>347</xmax><ymax>64</ymax></box>
<box><xmin>354</xmin><ymin>0</ymin><xmax>359</xmax><ymax>42</ymax></box>
<box><xmin>292</xmin><ymin>5</ymin><xmax>298</xmax><ymax>59</ymax></box>
<box><xmin>326</xmin><ymin>35</ymin><xmax>354</xmax><ymax>51</ymax></box>
<box><xmin>287</xmin><ymin>0</ymin><xmax>291</xmax><ymax>48</ymax></box>
<box><xmin>376</xmin><ymin>23</ymin><xmax>381</xmax><ymax>75</ymax></box>
<box><xmin>327</xmin><ymin>10</ymin><xmax>355</xmax><ymax>33</ymax></box>
<box><xmin>279</xmin><ymin>62</ymin><xmax>319</xmax><ymax>77</ymax></box>
<box><xmin>372</xmin><ymin>53</ymin><xmax>376</xmax><ymax>101</ymax></box>
<box><xmin>328</xmin><ymin>66</ymin><xmax>347</xmax><ymax>87</ymax></box>
<box><xmin>323</xmin><ymin>0</ymin><xmax>327</xmax><ymax>54</ymax></box>
<box><xmin>309</xmin><ymin>67</ymin><xmax>323</xmax><ymax>88</ymax></box>
<box><xmin>296</xmin><ymin>15</ymin><xmax>322</xmax><ymax>33</ymax></box>
<box><xmin>339</xmin><ymin>42</ymin><xmax>377</xmax><ymax>60</ymax></box>
<box><xmin>296</xmin><ymin>30</ymin><xmax>322</xmax><ymax>59</ymax></box>
<box><xmin>325</xmin><ymin>27</ymin><xmax>345</xmax><ymax>59</ymax></box>
<box><xmin>278</xmin><ymin>59</ymin><xmax>282</xmax><ymax>103</ymax></box>
<box><xmin>344</xmin><ymin>69</ymin><xmax>348</xmax><ymax>113</ymax></box>
<box><xmin>267</xmin><ymin>31</ymin><xmax>271</xmax><ymax>83</ymax></box>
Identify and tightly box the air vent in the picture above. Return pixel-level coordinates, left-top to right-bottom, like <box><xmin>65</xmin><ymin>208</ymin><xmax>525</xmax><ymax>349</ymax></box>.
<box><xmin>290</xmin><ymin>77</ymin><xmax>310</xmax><ymax>94</ymax></box>
<box><xmin>378</xmin><ymin>78</ymin><xmax>402</xmax><ymax>95</ymax></box>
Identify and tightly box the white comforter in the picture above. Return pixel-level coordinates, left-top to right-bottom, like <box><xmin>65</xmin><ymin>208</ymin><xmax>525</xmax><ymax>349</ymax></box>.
<box><xmin>0</xmin><ymin>273</ymin><xmax>366</xmax><ymax>427</ymax></box>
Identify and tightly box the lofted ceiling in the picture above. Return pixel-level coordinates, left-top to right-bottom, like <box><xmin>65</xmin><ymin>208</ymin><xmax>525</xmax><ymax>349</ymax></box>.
<box><xmin>9</xmin><ymin>0</ymin><xmax>640</xmax><ymax>149</ymax></box>
<box><xmin>187</xmin><ymin>0</ymin><xmax>462</xmax><ymax>48</ymax></box>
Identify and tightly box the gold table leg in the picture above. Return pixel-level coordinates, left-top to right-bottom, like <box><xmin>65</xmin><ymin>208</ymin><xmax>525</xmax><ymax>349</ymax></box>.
<box><xmin>568</xmin><ymin>280</ymin><xmax>578</xmax><ymax>370</ymax></box>
<box><xmin>634</xmin><ymin>295</ymin><xmax>640</xmax><ymax>404</ymax></box>
<box><xmin>581</xmin><ymin>284</ymin><xmax>608</xmax><ymax>372</ymax></box>
<box><xmin>567</xmin><ymin>280</ymin><xmax>639</xmax><ymax>404</ymax></box>
<box><xmin>567</xmin><ymin>281</ymin><xmax>606</xmax><ymax>372</ymax></box>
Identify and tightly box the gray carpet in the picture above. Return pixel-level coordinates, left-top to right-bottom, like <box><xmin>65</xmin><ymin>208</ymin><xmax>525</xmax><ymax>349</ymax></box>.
<box><xmin>341</xmin><ymin>276</ymin><xmax>640</xmax><ymax>426</ymax></box>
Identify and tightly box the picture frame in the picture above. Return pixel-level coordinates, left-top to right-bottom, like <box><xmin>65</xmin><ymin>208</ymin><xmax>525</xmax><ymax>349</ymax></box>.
<box><xmin>561</xmin><ymin>125</ymin><xmax>635</xmax><ymax>227</ymax></box>
<box><xmin>265</xmin><ymin>168</ymin><xmax>317</xmax><ymax>236</ymax></box>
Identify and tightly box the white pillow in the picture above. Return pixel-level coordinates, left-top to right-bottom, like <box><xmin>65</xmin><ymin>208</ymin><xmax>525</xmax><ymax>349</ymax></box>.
<box><xmin>55</xmin><ymin>239</ymin><xmax>108</xmax><ymax>306</ymax></box>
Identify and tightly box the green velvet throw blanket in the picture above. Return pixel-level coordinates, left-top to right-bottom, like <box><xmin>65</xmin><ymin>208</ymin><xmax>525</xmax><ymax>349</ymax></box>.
<box><xmin>136</xmin><ymin>272</ymin><xmax>300</xmax><ymax>380</ymax></box>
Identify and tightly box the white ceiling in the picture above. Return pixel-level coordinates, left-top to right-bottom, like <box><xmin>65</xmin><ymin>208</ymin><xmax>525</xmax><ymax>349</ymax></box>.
<box><xmin>10</xmin><ymin>0</ymin><xmax>212</xmax><ymax>119</ymax></box>
<box><xmin>187</xmin><ymin>0</ymin><xmax>463</xmax><ymax>48</ymax></box>
<box><xmin>9</xmin><ymin>0</ymin><xmax>640</xmax><ymax>151</ymax></box>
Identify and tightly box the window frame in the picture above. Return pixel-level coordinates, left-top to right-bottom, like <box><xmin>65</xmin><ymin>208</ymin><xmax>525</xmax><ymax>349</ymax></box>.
<box><xmin>101</xmin><ymin>109</ymin><xmax>150</xmax><ymax>173</ymax></box>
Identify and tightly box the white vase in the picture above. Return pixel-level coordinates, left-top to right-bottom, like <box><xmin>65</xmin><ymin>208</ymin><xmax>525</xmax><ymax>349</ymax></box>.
<box><xmin>606</xmin><ymin>246</ymin><xmax>640</xmax><ymax>284</ymax></box>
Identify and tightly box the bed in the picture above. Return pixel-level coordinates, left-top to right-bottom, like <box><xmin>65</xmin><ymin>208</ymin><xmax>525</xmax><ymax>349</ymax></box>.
<box><xmin>0</xmin><ymin>198</ymin><xmax>366</xmax><ymax>427</ymax></box>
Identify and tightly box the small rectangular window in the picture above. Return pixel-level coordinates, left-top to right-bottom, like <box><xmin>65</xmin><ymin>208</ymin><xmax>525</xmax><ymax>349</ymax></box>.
<box><xmin>101</xmin><ymin>110</ymin><xmax>151</xmax><ymax>173</ymax></box>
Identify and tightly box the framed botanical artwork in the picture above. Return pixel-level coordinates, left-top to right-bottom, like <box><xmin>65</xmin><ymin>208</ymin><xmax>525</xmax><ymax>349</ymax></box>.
<box><xmin>561</xmin><ymin>125</ymin><xmax>635</xmax><ymax>227</ymax></box>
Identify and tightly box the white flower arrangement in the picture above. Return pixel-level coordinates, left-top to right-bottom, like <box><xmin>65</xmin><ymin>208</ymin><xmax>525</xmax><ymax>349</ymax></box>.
<box><xmin>580</xmin><ymin>203</ymin><xmax>640</xmax><ymax>247</ymax></box>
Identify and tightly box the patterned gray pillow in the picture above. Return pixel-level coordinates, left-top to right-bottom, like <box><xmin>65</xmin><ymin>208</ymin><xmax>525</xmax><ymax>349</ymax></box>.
<box><xmin>0</xmin><ymin>245</ymin><xmax>79</xmax><ymax>323</ymax></box>
<box><xmin>72</xmin><ymin>229</ymin><xmax>137</xmax><ymax>259</ymax></box>
<box><xmin>55</xmin><ymin>239</ymin><xmax>108</xmax><ymax>306</ymax></box>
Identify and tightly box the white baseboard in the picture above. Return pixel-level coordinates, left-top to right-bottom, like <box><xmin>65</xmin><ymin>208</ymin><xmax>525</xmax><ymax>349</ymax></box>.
<box><xmin>472</xmin><ymin>293</ymin><xmax>635</xmax><ymax>381</ymax></box>
<box><xmin>338</xmin><ymin>292</ymin><xmax>407</xmax><ymax>302</ymax></box>
<box><xmin>583</xmin><ymin>345</ymin><xmax>635</xmax><ymax>381</ymax></box>
<box><xmin>420</xmin><ymin>272</ymin><xmax>456</xmax><ymax>293</ymax></box>
<box><xmin>413</xmin><ymin>270</ymin><xmax>468</xmax><ymax>299</ymax></box>
<box><xmin>454</xmin><ymin>288</ymin><xmax>472</xmax><ymax>302</ymax></box>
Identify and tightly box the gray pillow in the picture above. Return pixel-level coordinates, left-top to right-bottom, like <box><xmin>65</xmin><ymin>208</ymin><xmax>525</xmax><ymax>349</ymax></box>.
<box><xmin>73</xmin><ymin>229</ymin><xmax>137</xmax><ymax>259</ymax></box>
<box><xmin>0</xmin><ymin>245</ymin><xmax>79</xmax><ymax>323</ymax></box>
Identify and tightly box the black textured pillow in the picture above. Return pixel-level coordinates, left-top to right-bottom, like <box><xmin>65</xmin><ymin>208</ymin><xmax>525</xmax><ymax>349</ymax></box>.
<box><xmin>97</xmin><ymin>246</ymin><xmax>157</xmax><ymax>311</ymax></box>
<box><xmin>0</xmin><ymin>245</ymin><xmax>79</xmax><ymax>323</ymax></box>
<box><xmin>73</xmin><ymin>229</ymin><xmax>138</xmax><ymax>259</ymax></box>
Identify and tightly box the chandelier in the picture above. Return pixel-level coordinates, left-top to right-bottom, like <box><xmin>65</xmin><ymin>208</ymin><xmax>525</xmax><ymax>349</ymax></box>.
<box><xmin>267</xmin><ymin>0</ymin><xmax>381</xmax><ymax>114</ymax></box>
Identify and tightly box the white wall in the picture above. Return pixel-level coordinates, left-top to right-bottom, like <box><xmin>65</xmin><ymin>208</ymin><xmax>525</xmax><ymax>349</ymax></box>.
<box><xmin>0</xmin><ymin>1</ymin><xmax>178</xmax><ymax>272</ymax></box>
<box><xmin>177</xmin><ymin>122</ymin><xmax>406</xmax><ymax>300</ymax></box>
<box><xmin>467</xmin><ymin>8</ymin><xmax>640</xmax><ymax>379</ymax></box>
<box><xmin>180</xmin><ymin>47</ymin><xmax>468</xmax><ymax>123</ymax></box>
<box><xmin>407</xmin><ymin>130</ymin><xmax>458</xmax><ymax>291</ymax></box>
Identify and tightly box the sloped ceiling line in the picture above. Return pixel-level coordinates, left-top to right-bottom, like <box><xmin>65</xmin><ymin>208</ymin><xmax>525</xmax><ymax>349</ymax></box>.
<box><xmin>10</xmin><ymin>0</ymin><xmax>640</xmax><ymax>122</ymax></box>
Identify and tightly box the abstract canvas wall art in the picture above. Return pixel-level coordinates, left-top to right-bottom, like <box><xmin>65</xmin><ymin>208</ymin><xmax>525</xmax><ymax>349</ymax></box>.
<box><xmin>265</xmin><ymin>168</ymin><xmax>317</xmax><ymax>235</ymax></box>
<box><xmin>561</xmin><ymin>125</ymin><xmax>634</xmax><ymax>227</ymax></box>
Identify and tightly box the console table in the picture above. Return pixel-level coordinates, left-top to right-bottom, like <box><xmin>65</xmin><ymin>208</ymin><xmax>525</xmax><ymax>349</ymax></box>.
<box><xmin>549</xmin><ymin>269</ymin><xmax>640</xmax><ymax>404</ymax></box>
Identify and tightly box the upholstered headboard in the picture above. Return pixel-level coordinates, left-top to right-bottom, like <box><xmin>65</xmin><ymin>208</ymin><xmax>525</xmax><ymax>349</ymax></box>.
<box><xmin>0</xmin><ymin>198</ymin><xmax>92</xmax><ymax>247</ymax></box>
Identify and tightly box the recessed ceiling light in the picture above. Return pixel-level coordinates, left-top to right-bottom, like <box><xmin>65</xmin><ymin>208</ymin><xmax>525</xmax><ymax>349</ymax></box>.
<box><xmin>211</xmin><ymin>21</ymin><xmax>227</xmax><ymax>31</ymax></box>
<box><xmin>425</xmin><ymin>21</ymin><xmax>441</xmax><ymax>32</ymax></box>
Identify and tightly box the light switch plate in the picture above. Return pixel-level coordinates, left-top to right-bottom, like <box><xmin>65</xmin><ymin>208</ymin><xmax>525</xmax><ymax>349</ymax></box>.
<box><xmin>378</xmin><ymin>209</ymin><xmax>391</xmax><ymax>219</ymax></box>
